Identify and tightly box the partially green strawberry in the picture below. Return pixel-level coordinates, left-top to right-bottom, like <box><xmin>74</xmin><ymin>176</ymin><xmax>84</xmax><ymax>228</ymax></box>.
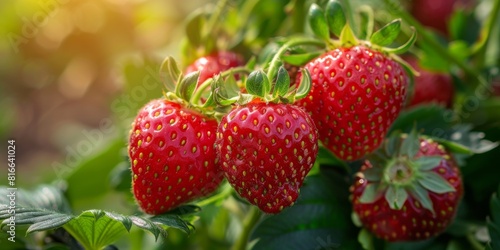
<box><xmin>293</xmin><ymin>1</ymin><xmax>415</xmax><ymax>161</ymax></box>
<box><xmin>213</xmin><ymin>63</ymin><xmax>318</xmax><ymax>213</ymax></box>
<box><xmin>350</xmin><ymin>130</ymin><xmax>463</xmax><ymax>241</ymax></box>
<box><xmin>129</xmin><ymin>99</ymin><xmax>223</xmax><ymax>214</ymax></box>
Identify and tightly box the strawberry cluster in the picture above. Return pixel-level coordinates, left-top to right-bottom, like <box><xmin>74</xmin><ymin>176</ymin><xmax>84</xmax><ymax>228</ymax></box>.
<box><xmin>126</xmin><ymin>0</ymin><xmax>466</xmax><ymax>244</ymax></box>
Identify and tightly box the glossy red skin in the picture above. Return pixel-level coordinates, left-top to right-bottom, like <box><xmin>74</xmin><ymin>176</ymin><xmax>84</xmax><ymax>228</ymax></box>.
<box><xmin>410</xmin><ymin>0</ymin><xmax>472</xmax><ymax>35</ymax></box>
<box><xmin>406</xmin><ymin>58</ymin><xmax>454</xmax><ymax>108</ymax></box>
<box><xmin>217</xmin><ymin>102</ymin><xmax>318</xmax><ymax>213</ymax></box>
<box><xmin>351</xmin><ymin>139</ymin><xmax>463</xmax><ymax>241</ymax></box>
<box><xmin>296</xmin><ymin>45</ymin><xmax>408</xmax><ymax>161</ymax></box>
<box><xmin>185</xmin><ymin>51</ymin><xmax>244</xmax><ymax>86</ymax></box>
<box><xmin>129</xmin><ymin>99</ymin><xmax>223</xmax><ymax>215</ymax></box>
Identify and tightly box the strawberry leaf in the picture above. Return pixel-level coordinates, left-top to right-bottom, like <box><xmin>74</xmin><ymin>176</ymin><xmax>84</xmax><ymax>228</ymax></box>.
<box><xmin>370</xmin><ymin>19</ymin><xmax>401</xmax><ymax>47</ymax></box>
<box><xmin>281</xmin><ymin>52</ymin><xmax>321</xmax><ymax>66</ymax></box>
<box><xmin>385</xmin><ymin>186</ymin><xmax>408</xmax><ymax>210</ymax></box>
<box><xmin>246</xmin><ymin>70</ymin><xmax>270</xmax><ymax>98</ymax></box>
<box><xmin>308</xmin><ymin>3</ymin><xmax>330</xmax><ymax>41</ymax></box>
<box><xmin>414</xmin><ymin>156</ymin><xmax>443</xmax><ymax>171</ymax></box>
<box><xmin>418</xmin><ymin>172</ymin><xmax>456</xmax><ymax>194</ymax></box>
<box><xmin>384</xmin><ymin>27</ymin><xmax>417</xmax><ymax>54</ymax></box>
<box><xmin>273</xmin><ymin>66</ymin><xmax>290</xmax><ymax>98</ymax></box>
<box><xmin>325</xmin><ymin>0</ymin><xmax>346</xmax><ymax>37</ymax></box>
<box><xmin>357</xmin><ymin>5</ymin><xmax>374</xmax><ymax>40</ymax></box>
<box><xmin>359</xmin><ymin>183</ymin><xmax>380</xmax><ymax>204</ymax></box>
<box><xmin>185</xmin><ymin>10</ymin><xmax>206</xmax><ymax>48</ymax></box>
<box><xmin>408</xmin><ymin>184</ymin><xmax>434</xmax><ymax>214</ymax></box>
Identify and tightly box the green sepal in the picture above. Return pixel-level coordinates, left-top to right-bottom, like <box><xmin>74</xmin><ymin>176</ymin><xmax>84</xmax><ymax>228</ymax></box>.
<box><xmin>385</xmin><ymin>186</ymin><xmax>408</xmax><ymax>210</ymax></box>
<box><xmin>362</xmin><ymin>166</ymin><xmax>382</xmax><ymax>182</ymax></box>
<box><xmin>246</xmin><ymin>70</ymin><xmax>271</xmax><ymax>98</ymax></box>
<box><xmin>281</xmin><ymin>52</ymin><xmax>322</xmax><ymax>66</ymax></box>
<box><xmin>339</xmin><ymin>24</ymin><xmax>357</xmax><ymax>46</ymax></box>
<box><xmin>370</xmin><ymin>19</ymin><xmax>401</xmax><ymax>47</ymax></box>
<box><xmin>325</xmin><ymin>0</ymin><xmax>346</xmax><ymax>37</ymax></box>
<box><xmin>294</xmin><ymin>68</ymin><xmax>312</xmax><ymax>100</ymax></box>
<box><xmin>384</xmin><ymin>27</ymin><xmax>417</xmax><ymax>54</ymax></box>
<box><xmin>159</xmin><ymin>56</ymin><xmax>181</xmax><ymax>92</ymax></box>
<box><xmin>359</xmin><ymin>183</ymin><xmax>381</xmax><ymax>204</ymax></box>
<box><xmin>308</xmin><ymin>3</ymin><xmax>330</xmax><ymax>41</ymax></box>
<box><xmin>400</xmin><ymin>129</ymin><xmax>419</xmax><ymax>158</ymax></box>
<box><xmin>177</xmin><ymin>71</ymin><xmax>199</xmax><ymax>102</ymax></box>
<box><xmin>358</xmin><ymin>228</ymin><xmax>375</xmax><ymax>250</ymax></box>
<box><xmin>273</xmin><ymin>66</ymin><xmax>290</xmax><ymax>98</ymax></box>
<box><xmin>432</xmin><ymin>138</ymin><xmax>473</xmax><ymax>155</ymax></box>
<box><xmin>408</xmin><ymin>183</ymin><xmax>434</xmax><ymax>214</ymax></box>
<box><xmin>385</xmin><ymin>130</ymin><xmax>402</xmax><ymax>156</ymax></box>
<box><xmin>417</xmin><ymin>171</ymin><xmax>456</xmax><ymax>194</ymax></box>
<box><xmin>414</xmin><ymin>156</ymin><xmax>443</xmax><ymax>171</ymax></box>
<box><xmin>357</xmin><ymin>5</ymin><xmax>374</xmax><ymax>40</ymax></box>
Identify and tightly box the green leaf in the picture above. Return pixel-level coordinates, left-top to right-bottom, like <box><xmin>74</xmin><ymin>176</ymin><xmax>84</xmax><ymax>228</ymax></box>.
<box><xmin>273</xmin><ymin>66</ymin><xmax>290</xmax><ymax>98</ymax></box>
<box><xmin>250</xmin><ymin>170</ymin><xmax>361</xmax><ymax>249</ymax></box>
<box><xmin>177</xmin><ymin>71</ymin><xmax>199</xmax><ymax>101</ymax></box>
<box><xmin>159</xmin><ymin>56</ymin><xmax>181</xmax><ymax>92</ymax></box>
<box><xmin>294</xmin><ymin>68</ymin><xmax>312</xmax><ymax>100</ymax></box>
<box><xmin>370</xmin><ymin>19</ymin><xmax>401</xmax><ymax>46</ymax></box>
<box><xmin>400</xmin><ymin>129</ymin><xmax>419</xmax><ymax>158</ymax></box>
<box><xmin>418</xmin><ymin>171</ymin><xmax>456</xmax><ymax>194</ymax></box>
<box><xmin>0</xmin><ymin>185</ymin><xmax>71</xmax><ymax>213</ymax></box>
<box><xmin>185</xmin><ymin>10</ymin><xmax>206</xmax><ymax>48</ymax></box>
<box><xmin>408</xmin><ymin>184</ymin><xmax>434</xmax><ymax>214</ymax></box>
<box><xmin>246</xmin><ymin>70</ymin><xmax>270</xmax><ymax>98</ymax></box>
<box><xmin>357</xmin><ymin>5</ymin><xmax>374</xmax><ymax>40</ymax></box>
<box><xmin>385</xmin><ymin>186</ymin><xmax>408</xmax><ymax>210</ymax></box>
<box><xmin>487</xmin><ymin>184</ymin><xmax>500</xmax><ymax>249</ymax></box>
<box><xmin>384</xmin><ymin>27</ymin><xmax>417</xmax><ymax>54</ymax></box>
<box><xmin>281</xmin><ymin>52</ymin><xmax>321</xmax><ymax>66</ymax></box>
<box><xmin>359</xmin><ymin>183</ymin><xmax>380</xmax><ymax>204</ymax></box>
<box><xmin>432</xmin><ymin>138</ymin><xmax>473</xmax><ymax>155</ymax></box>
<box><xmin>325</xmin><ymin>0</ymin><xmax>346</xmax><ymax>37</ymax></box>
<box><xmin>150</xmin><ymin>214</ymin><xmax>193</xmax><ymax>234</ymax></box>
<box><xmin>308</xmin><ymin>3</ymin><xmax>330</xmax><ymax>41</ymax></box>
<box><xmin>414</xmin><ymin>156</ymin><xmax>443</xmax><ymax>170</ymax></box>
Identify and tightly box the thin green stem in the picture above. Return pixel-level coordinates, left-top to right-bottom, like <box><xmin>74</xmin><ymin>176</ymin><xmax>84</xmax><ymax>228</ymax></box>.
<box><xmin>196</xmin><ymin>182</ymin><xmax>233</xmax><ymax>207</ymax></box>
<box><xmin>266</xmin><ymin>38</ymin><xmax>324</xmax><ymax>81</ymax></box>
<box><xmin>190</xmin><ymin>66</ymin><xmax>251</xmax><ymax>105</ymax></box>
<box><xmin>232</xmin><ymin>206</ymin><xmax>262</xmax><ymax>250</ymax></box>
<box><xmin>466</xmin><ymin>232</ymin><xmax>485</xmax><ymax>250</ymax></box>
<box><xmin>289</xmin><ymin>0</ymin><xmax>307</xmax><ymax>34</ymax></box>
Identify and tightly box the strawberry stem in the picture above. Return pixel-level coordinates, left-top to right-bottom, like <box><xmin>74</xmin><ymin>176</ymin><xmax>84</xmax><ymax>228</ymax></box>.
<box><xmin>266</xmin><ymin>37</ymin><xmax>324</xmax><ymax>81</ymax></box>
<box><xmin>232</xmin><ymin>205</ymin><xmax>261</xmax><ymax>250</ymax></box>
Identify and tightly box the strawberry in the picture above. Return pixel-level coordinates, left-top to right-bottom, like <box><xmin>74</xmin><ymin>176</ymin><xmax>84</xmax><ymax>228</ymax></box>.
<box><xmin>185</xmin><ymin>51</ymin><xmax>244</xmax><ymax>86</ymax></box>
<box><xmin>129</xmin><ymin>99</ymin><xmax>223</xmax><ymax>214</ymax></box>
<box><xmin>350</xmin><ymin>131</ymin><xmax>463</xmax><ymax>241</ymax></box>
<box><xmin>405</xmin><ymin>57</ymin><xmax>454</xmax><ymax>108</ymax></box>
<box><xmin>410</xmin><ymin>0</ymin><xmax>473</xmax><ymax>35</ymax></box>
<box><xmin>295</xmin><ymin>45</ymin><xmax>408</xmax><ymax>161</ymax></box>
<box><xmin>216</xmin><ymin>101</ymin><xmax>318</xmax><ymax>213</ymax></box>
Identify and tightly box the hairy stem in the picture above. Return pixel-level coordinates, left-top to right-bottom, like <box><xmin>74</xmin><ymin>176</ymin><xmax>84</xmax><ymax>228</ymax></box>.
<box><xmin>232</xmin><ymin>206</ymin><xmax>261</xmax><ymax>250</ymax></box>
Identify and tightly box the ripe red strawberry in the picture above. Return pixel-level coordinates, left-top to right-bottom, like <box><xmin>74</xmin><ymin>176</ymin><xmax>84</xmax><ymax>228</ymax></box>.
<box><xmin>350</xmin><ymin>132</ymin><xmax>463</xmax><ymax>241</ymax></box>
<box><xmin>216</xmin><ymin>101</ymin><xmax>318</xmax><ymax>213</ymax></box>
<box><xmin>410</xmin><ymin>0</ymin><xmax>473</xmax><ymax>35</ymax></box>
<box><xmin>185</xmin><ymin>51</ymin><xmax>244</xmax><ymax>86</ymax></box>
<box><xmin>405</xmin><ymin>57</ymin><xmax>454</xmax><ymax>108</ymax></box>
<box><xmin>295</xmin><ymin>45</ymin><xmax>408</xmax><ymax>161</ymax></box>
<box><xmin>129</xmin><ymin>99</ymin><xmax>223</xmax><ymax>214</ymax></box>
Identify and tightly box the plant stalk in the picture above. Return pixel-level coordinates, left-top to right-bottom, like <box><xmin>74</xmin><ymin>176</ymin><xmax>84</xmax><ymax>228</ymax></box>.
<box><xmin>232</xmin><ymin>206</ymin><xmax>262</xmax><ymax>250</ymax></box>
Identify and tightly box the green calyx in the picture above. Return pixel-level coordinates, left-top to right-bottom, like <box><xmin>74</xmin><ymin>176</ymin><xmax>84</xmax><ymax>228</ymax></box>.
<box><xmin>307</xmin><ymin>0</ymin><xmax>417</xmax><ymax>60</ymax></box>
<box><xmin>359</xmin><ymin>130</ymin><xmax>457</xmax><ymax>215</ymax></box>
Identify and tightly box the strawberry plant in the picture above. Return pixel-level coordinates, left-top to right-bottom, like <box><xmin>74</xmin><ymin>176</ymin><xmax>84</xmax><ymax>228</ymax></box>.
<box><xmin>1</xmin><ymin>0</ymin><xmax>499</xmax><ymax>249</ymax></box>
